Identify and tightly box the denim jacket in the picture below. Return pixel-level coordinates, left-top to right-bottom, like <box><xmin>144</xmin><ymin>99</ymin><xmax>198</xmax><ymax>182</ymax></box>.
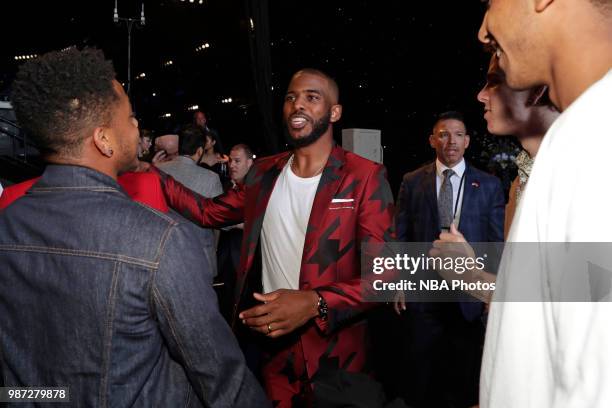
<box><xmin>0</xmin><ymin>165</ymin><xmax>269</xmax><ymax>407</ymax></box>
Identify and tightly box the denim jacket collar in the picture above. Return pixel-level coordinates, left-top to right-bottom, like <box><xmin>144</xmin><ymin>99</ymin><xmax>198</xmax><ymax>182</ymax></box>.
<box><xmin>31</xmin><ymin>164</ymin><xmax>127</xmax><ymax>197</ymax></box>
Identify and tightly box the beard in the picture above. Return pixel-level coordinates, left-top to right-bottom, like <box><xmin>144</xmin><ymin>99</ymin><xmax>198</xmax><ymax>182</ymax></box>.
<box><xmin>284</xmin><ymin>111</ymin><xmax>332</xmax><ymax>149</ymax></box>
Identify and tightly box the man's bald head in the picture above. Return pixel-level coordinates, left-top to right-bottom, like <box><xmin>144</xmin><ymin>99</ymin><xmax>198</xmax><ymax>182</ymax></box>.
<box><xmin>291</xmin><ymin>69</ymin><xmax>339</xmax><ymax>104</ymax></box>
<box><xmin>155</xmin><ymin>134</ymin><xmax>179</xmax><ymax>159</ymax></box>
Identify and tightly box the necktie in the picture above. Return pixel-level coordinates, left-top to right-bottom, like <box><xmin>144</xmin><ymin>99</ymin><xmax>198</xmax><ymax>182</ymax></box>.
<box><xmin>438</xmin><ymin>169</ymin><xmax>455</xmax><ymax>229</ymax></box>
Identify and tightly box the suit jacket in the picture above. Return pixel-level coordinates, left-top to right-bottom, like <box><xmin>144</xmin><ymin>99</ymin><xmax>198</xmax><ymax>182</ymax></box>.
<box><xmin>156</xmin><ymin>145</ymin><xmax>396</xmax><ymax>380</ymax></box>
<box><xmin>395</xmin><ymin>161</ymin><xmax>505</xmax><ymax>319</ymax></box>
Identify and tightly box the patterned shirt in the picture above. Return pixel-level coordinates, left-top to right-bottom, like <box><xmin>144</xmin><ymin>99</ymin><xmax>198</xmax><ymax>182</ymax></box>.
<box><xmin>515</xmin><ymin>149</ymin><xmax>534</xmax><ymax>204</ymax></box>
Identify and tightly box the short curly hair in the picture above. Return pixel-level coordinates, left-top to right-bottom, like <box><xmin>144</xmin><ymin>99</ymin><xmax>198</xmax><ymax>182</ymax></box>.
<box><xmin>11</xmin><ymin>47</ymin><xmax>118</xmax><ymax>156</ymax></box>
<box><xmin>591</xmin><ymin>0</ymin><xmax>612</xmax><ymax>13</ymax></box>
<box><xmin>179</xmin><ymin>125</ymin><xmax>205</xmax><ymax>156</ymax></box>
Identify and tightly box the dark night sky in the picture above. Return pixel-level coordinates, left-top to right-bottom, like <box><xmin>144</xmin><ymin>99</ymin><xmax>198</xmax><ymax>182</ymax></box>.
<box><xmin>0</xmin><ymin>0</ymin><xmax>517</xmax><ymax>194</ymax></box>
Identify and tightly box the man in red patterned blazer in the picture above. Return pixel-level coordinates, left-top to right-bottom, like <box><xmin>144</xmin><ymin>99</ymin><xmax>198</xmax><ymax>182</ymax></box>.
<box><xmin>155</xmin><ymin>69</ymin><xmax>395</xmax><ymax>406</ymax></box>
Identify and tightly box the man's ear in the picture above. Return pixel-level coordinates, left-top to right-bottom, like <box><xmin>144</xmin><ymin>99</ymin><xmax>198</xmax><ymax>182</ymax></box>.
<box><xmin>93</xmin><ymin>126</ymin><xmax>114</xmax><ymax>158</ymax></box>
<box><xmin>330</xmin><ymin>104</ymin><xmax>343</xmax><ymax>123</ymax></box>
<box><xmin>464</xmin><ymin>134</ymin><xmax>471</xmax><ymax>149</ymax></box>
<box><xmin>526</xmin><ymin>85</ymin><xmax>548</xmax><ymax>106</ymax></box>
<box><xmin>429</xmin><ymin>134</ymin><xmax>436</xmax><ymax>149</ymax></box>
<box><xmin>534</xmin><ymin>0</ymin><xmax>555</xmax><ymax>13</ymax></box>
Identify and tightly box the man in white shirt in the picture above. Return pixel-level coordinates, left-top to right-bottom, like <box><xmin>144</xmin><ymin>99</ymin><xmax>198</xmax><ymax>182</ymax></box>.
<box><xmin>478</xmin><ymin>0</ymin><xmax>612</xmax><ymax>406</ymax></box>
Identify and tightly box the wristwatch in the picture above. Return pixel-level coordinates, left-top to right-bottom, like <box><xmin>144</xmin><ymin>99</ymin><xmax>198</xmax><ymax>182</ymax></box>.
<box><xmin>315</xmin><ymin>290</ymin><xmax>328</xmax><ymax>321</ymax></box>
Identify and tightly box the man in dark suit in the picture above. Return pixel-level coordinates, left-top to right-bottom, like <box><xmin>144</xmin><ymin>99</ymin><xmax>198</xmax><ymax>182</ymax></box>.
<box><xmin>395</xmin><ymin>111</ymin><xmax>505</xmax><ymax>408</ymax></box>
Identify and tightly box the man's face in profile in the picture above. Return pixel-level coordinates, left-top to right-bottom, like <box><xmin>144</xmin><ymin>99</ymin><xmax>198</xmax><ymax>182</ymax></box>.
<box><xmin>109</xmin><ymin>80</ymin><xmax>140</xmax><ymax>172</ymax></box>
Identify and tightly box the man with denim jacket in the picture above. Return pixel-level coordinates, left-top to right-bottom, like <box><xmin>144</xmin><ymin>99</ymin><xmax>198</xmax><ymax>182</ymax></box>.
<box><xmin>0</xmin><ymin>48</ymin><xmax>269</xmax><ymax>407</ymax></box>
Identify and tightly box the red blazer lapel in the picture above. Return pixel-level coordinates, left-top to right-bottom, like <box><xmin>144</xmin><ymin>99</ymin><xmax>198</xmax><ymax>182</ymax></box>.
<box><xmin>241</xmin><ymin>152</ymin><xmax>292</xmax><ymax>273</ymax></box>
<box><xmin>301</xmin><ymin>146</ymin><xmax>347</xmax><ymax>280</ymax></box>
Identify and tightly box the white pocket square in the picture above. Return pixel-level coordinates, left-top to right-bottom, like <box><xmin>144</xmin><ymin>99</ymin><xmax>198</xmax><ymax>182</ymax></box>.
<box><xmin>331</xmin><ymin>198</ymin><xmax>354</xmax><ymax>203</ymax></box>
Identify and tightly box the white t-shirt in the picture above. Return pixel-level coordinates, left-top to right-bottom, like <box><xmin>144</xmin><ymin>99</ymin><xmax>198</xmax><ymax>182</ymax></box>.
<box><xmin>481</xmin><ymin>70</ymin><xmax>612</xmax><ymax>407</ymax></box>
<box><xmin>260</xmin><ymin>156</ymin><xmax>321</xmax><ymax>293</ymax></box>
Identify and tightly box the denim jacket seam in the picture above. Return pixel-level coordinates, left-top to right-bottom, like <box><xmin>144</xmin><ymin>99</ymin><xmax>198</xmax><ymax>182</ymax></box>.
<box><xmin>149</xmin><ymin>226</ymin><xmax>190</xmax><ymax>366</ymax></box>
<box><xmin>99</xmin><ymin>261</ymin><xmax>120</xmax><ymax>408</ymax></box>
<box><xmin>133</xmin><ymin>201</ymin><xmax>178</xmax><ymax>225</ymax></box>
<box><xmin>147</xmin><ymin>222</ymin><xmax>175</xmax><ymax>322</ymax></box>
<box><xmin>153</xmin><ymin>224</ymin><xmax>209</xmax><ymax>401</ymax></box>
<box><xmin>151</xmin><ymin>282</ymin><xmax>208</xmax><ymax>399</ymax></box>
<box><xmin>152</xmin><ymin>220</ymin><xmax>179</xmax><ymax>265</ymax></box>
<box><xmin>0</xmin><ymin>245</ymin><xmax>159</xmax><ymax>269</ymax></box>
<box><xmin>150</xmin><ymin>285</ymin><xmax>195</xmax><ymax>370</ymax></box>
<box><xmin>30</xmin><ymin>186</ymin><xmax>122</xmax><ymax>193</ymax></box>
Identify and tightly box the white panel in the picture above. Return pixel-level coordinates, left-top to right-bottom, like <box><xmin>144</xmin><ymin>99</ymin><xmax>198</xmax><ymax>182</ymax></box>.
<box><xmin>341</xmin><ymin>128</ymin><xmax>382</xmax><ymax>163</ymax></box>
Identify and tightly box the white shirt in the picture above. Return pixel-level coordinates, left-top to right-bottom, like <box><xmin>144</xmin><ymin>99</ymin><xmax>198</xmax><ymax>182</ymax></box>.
<box><xmin>260</xmin><ymin>156</ymin><xmax>321</xmax><ymax>293</ymax></box>
<box><xmin>481</xmin><ymin>69</ymin><xmax>612</xmax><ymax>408</ymax></box>
<box><xmin>435</xmin><ymin>158</ymin><xmax>466</xmax><ymax>226</ymax></box>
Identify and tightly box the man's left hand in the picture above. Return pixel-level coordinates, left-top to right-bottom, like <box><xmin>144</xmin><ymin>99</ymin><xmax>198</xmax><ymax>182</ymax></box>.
<box><xmin>238</xmin><ymin>289</ymin><xmax>319</xmax><ymax>338</ymax></box>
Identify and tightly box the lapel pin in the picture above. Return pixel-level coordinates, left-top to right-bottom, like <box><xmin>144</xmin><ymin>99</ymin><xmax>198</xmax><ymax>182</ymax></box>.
<box><xmin>471</xmin><ymin>181</ymin><xmax>480</xmax><ymax>188</ymax></box>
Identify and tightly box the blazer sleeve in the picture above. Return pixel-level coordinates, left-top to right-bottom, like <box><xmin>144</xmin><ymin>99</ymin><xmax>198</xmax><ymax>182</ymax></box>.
<box><xmin>153</xmin><ymin>166</ymin><xmax>245</xmax><ymax>228</ymax></box>
<box><xmin>314</xmin><ymin>164</ymin><xmax>396</xmax><ymax>333</ymax></box>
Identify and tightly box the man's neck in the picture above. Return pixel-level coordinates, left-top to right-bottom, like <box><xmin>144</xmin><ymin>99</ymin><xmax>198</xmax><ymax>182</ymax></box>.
<box><xmin>516</xmin><ymin>134</ymin><xmax>543</xmax><ymax>159</ymax></box>
<box><xmin>549</xmin><ymin>20</ymin><xmax>612</xmax><ymax>111</ymax></box>
<box><xmin>292</xmin><ymin>132</ymin><xmax>333</xmax><ymax>178</ymax></box>
<box><xmin>437</xmin><ymin>157</ymin><xmax>465</xmax><ymax>170</ymax></box>
<box><xmin>514</xmin><ymin>104</ymin><xmax>559</xmax><ymax>158</ymax></box>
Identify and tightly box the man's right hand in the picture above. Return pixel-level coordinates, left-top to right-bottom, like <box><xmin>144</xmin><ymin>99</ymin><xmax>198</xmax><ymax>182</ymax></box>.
<box><xmin>430</xmin><ymin>223</ymin><xmax>476</xmax><ymax>282</ymax></box>
<box><xmin>431</xmin><ymin>223</ymin><xmax>495</xmax><ymax>304</ymax></box>
<box><xmin>152</xmin><ymin>150</ymin><xmax>168</xmax><ymax>165</ymax></box>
